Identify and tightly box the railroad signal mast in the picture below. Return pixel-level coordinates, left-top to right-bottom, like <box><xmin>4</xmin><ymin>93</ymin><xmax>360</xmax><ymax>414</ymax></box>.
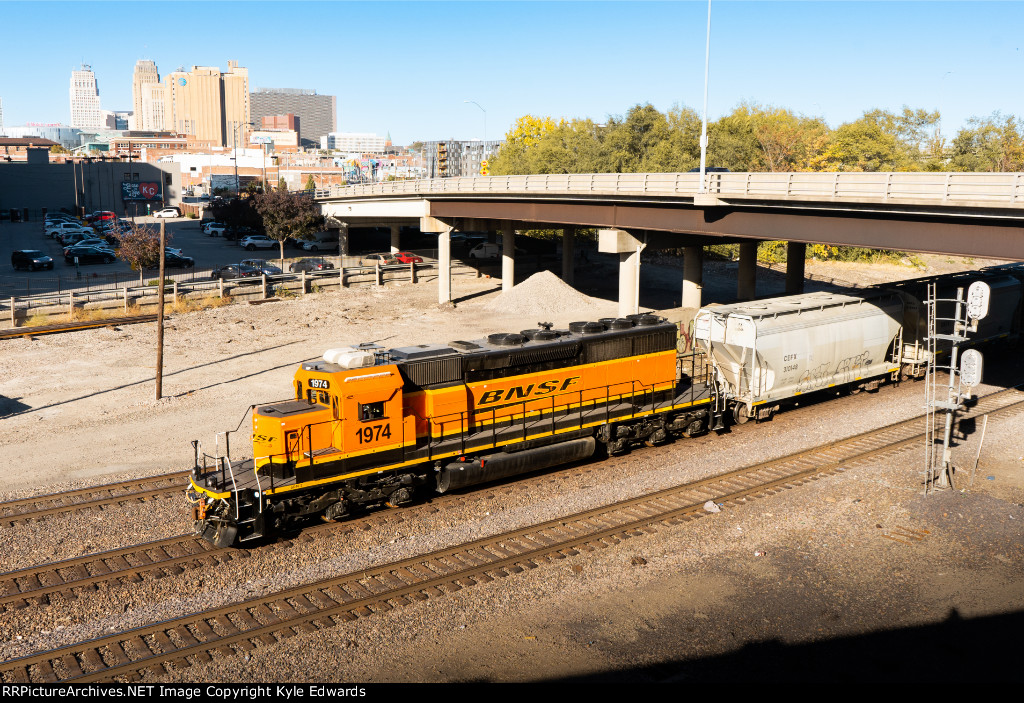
<box><xmin>924</xmin><ymin>280</ymin><xmax>990</xmax><ymax>493</ymax></box>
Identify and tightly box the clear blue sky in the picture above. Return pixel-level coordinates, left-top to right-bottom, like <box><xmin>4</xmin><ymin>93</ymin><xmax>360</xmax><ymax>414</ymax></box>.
<box><xmin>2</xmin><ymin>1</ymin><xmax>1022</xmax><ymax>144</ymax></box>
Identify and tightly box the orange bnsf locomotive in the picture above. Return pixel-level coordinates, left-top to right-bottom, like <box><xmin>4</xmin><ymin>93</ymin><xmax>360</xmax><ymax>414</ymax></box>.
<box><xmin>187</xmin><ymin>316</ymin><xmax>712</xmax><ymax>546</ymax></box>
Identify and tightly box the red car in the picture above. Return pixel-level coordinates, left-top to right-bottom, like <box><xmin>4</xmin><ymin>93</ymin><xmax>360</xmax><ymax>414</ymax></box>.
<box><xmin>86</xmin><ymin>211</ymin><xmax>116</xmax><ymax>224</ymax></box>
<box><xmin>392</xmin><ymin>251</ymin><xmax>424</xmax><ymax>264</ymax></box>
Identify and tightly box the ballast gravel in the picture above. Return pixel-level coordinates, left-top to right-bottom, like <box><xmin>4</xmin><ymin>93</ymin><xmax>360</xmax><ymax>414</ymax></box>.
<box><xmin>0</xmin><ymin>256</ymin><xmax>1021</xmax><ymax>682</ymax></box>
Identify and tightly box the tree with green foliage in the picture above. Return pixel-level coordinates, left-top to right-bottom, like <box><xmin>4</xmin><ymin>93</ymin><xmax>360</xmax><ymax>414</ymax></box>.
<box><xmin>488</xmin><ymin>115</ymin><xmax>560</xmax><ymax>174</ymax></box>
<box><xmin>278</xmin><ymin>177</ymin><xmax>288</xmax><ymax>191</ymax></box>
<box><xmin>950</xmin><ymin>113</ymin><xmax>1024</xmax><ymax>172</ymax></box>
<box><xmin>253</xmin><ymin>189</ymin><xmax>324</xmax><ymax>263</ymax></box>
<box><xmin>808</xmin><ymin>116</ymin><xmax>909</xmax><ymax>172</ymax></box>
<box><xmin>305</xmin><ymin>174</ymin><xmax>316</xmax><ymax>191</ymax></box>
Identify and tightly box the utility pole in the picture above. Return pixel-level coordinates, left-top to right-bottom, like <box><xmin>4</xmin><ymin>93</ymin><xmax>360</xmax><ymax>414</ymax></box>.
<box><xmin>155</xmin><ymin>221</ymin><xmax>166</xmax><ymax>400</ymax></box>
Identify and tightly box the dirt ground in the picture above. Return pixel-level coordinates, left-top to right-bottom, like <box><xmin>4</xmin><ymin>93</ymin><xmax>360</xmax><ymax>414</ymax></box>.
<box><xmin>1</xmin><ymin>254</ymin><xmax>1022</xmax><ymax>682</ymax></box>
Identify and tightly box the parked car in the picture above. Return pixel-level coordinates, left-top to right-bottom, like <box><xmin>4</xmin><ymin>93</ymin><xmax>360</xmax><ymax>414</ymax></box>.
<box><xmin>238</xmin><ymin>234</ymin><xmax>277</xmax><ymax>251</ymax></box>
<box><xmin>301</xmin><ymin>232</ymin><xmax>339</xmax><ymax>252</ymax></box>
<box><xmin>11</xmin><ymin>250</ymin><xmax>54</xmax><ymax>271</ymax></box>
<box><xmin>392</xmin><ymin>251</ymin><xmax>424</xmax><ymax>264</ymax></box>
<box><xmin>63</xmin><ymin>238</ymin><xmax>110</xmax><ymax>255</ymax></box>
<box><xmin>46</xmin><ymin>221</ymin><xmax>91</xmax><ymax>239</ymax></box>
<box><xmin>146</xmin><ymin>251</ymin><xmax>195</xmax><ymax>269</ymax></box>
<box><xmin>65</xmin><ymin>245</ymin><xmax>116</xmax><ymax>265</ymax></box>
<box><xmin>224</xmin><ymin>225</ymin><xmax>259</xmax><ymax>241</ymax></box>
<box><xmin>59</xmin><ymin>230</ymin><xmax>100</xmax><ymax>247</ymax></box>
<box><xmin>361</xmin><ymin>253</ymin><xmax>397</xmax><ymax>266</ymax></box>
<box><xmin>85</xmin><ymin>211</ymin><xmax>116</xmax><ymax>223</ymax></box>
<box><xmin>204</xmin><ymin>223</ymin><xmax>228</xmax><ymax>237</ymax></box>
<box><xmin>468</xmin><ymin>242</ymin><xmax>500</xmax><ymax>259</ymax></box>
<box><xmin>289</xmin><ymin>258</ymin><xmax>336</xmax><ymax>273</ymax></box>
<box><xmin>240</xmin><ymin>258</ymin><xmax>283</xmax><ymax>275</ymax></box>
<box><xmin>451</xmin><ymin>234</ymin><xmax>486</xmax><ymax>250</ymax></box>
<box><xmin>153</xmin><ymin>207</ymin><xmax>181</xmax><ymax>218</ymax></box>
<box><xmin>212</xmin><ymin>264</ymin><xmax>260</xmax><ymax>280</ymax></box>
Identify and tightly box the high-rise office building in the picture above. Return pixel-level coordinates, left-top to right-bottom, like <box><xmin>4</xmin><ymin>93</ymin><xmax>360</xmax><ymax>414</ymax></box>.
<box><xmin>130</xmin><ymin>59</ymin><xmax>160</xmax><ymax>130</ymax></box>
<box><xmin>70</xmin><ymin>64</ymin><xmax>103</xmax><ymax>130</ymax></box>
<box><xmin>162</xmin><ymin>60</ymin><xmax>249</xmax><ymax>147</ymax></box>
<box><xmin>142</xmin><ymin>82</ymin><xmax>166</xmax><ymax>133</ymax></box>
<box><xmin>250</xmin><ymin>88</ymin><xmax>336</xmax><ymax>147</ymax></box>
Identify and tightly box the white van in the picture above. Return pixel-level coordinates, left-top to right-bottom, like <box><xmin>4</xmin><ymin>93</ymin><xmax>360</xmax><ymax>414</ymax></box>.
<box><xmin>302</xmin><ymin>231</ymin><xmax>339</xmax><ymax>252</ymax></box>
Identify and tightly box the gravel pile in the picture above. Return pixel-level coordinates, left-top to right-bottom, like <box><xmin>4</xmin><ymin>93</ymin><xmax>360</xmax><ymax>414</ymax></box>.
<box><xmin>484</xmin><ymin>271</ymin><xmax>611</xmax><ymax>317</ymax></box>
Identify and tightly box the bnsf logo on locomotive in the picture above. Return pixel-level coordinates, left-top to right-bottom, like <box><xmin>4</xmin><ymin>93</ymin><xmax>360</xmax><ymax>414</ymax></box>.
<box><xmin>477</xmin><ymin>376</ymin><xmax>580</xmax><ymax>406</ymax></box>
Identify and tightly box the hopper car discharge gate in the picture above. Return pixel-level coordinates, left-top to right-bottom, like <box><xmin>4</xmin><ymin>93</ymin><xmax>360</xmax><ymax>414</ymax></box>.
<box><xmin>188</xmin><ymin>317</ymin><xmax>717</xmax><ymax>547</ymax></box>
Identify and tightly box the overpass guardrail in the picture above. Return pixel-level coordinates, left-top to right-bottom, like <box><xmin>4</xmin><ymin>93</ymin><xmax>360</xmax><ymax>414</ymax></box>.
<box><xmin>316</xmin><ymin>171</ymin><xmax>1024</xmax><ymax>210</ymax></box>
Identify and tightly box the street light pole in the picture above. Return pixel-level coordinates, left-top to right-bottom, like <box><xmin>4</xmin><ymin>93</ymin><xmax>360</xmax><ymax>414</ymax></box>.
<box><xmin>699</xmin><ymin>0</ymin><xmax>712</xmax><ymax>193</ymax></box>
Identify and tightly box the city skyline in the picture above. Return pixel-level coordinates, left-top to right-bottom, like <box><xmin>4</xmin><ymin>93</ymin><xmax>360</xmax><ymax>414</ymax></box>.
<box><xmin>1</xmin><ymin>1</ymin><xmax>1022</xmax><ymax>146</ymax></box>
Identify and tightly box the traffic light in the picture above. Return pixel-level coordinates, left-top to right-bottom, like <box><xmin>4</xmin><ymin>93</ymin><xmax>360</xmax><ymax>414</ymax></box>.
<box><xmin>437</xmin><ymin>143</ymin><xmax>448</xmax><ymax>176</ymax></box>
<box><xmin>480</xmin><ymin>159</ymin><xmax>489</xmax><ymax>176</ymax></box>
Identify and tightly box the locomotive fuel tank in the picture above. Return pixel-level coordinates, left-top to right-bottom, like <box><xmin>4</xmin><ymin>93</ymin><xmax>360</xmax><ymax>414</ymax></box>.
<box><xmin>437</xmin><ymin>437</ymin><xmax>597</xmax><ymax>493</ymax></box>
<box><xmin>694</xmin><ymin>291</ymin><xmax>904</xmax><ymax>414</ymax></box>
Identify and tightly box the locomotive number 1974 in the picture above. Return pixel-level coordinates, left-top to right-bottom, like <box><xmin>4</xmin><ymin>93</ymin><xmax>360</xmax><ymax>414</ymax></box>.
<box><xmin>356</xmin><ymin>424</ymin><xmax>392</xmax><ymax>444</ymax></box>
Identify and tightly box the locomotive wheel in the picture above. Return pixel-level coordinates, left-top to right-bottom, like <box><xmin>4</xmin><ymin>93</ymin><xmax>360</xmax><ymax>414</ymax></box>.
<box><xmin>682</xmin><ymin>419</ymin><xmax>704</xmax><ymax>438</ymax></box>
<box><xmin>732</xmin><ymin>404</ymin><xmax>750</xmax><ymax>425</ymax></box>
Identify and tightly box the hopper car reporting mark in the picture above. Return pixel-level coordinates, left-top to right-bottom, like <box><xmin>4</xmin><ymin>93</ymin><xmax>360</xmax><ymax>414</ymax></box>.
<box><xmin>186</xmin><ymin>264</ymin><xmax>1024</xmax><ymax>547</ymax></box>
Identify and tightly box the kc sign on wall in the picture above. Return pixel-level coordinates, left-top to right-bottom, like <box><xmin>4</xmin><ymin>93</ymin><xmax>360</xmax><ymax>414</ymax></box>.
<box><xmin>122</xmin><ymin>182</ymin><xmax>162</xmax><ymax>201</ymax></box>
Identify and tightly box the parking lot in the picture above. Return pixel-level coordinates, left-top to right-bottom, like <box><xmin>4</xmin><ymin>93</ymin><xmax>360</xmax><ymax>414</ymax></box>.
<box><xmin>0</xmin><ymin>215</ymin><xmax>450</xmax><ymax>298</ymax></box>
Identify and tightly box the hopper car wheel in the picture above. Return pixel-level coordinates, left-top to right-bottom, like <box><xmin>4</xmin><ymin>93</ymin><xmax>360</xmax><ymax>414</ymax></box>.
<box><xmin>732</xmin><ymin>404</ymin><xmax>750</xmax><ymax>425</ymax></box>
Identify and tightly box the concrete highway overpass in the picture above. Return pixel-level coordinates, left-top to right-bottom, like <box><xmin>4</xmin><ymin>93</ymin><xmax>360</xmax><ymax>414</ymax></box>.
<box><xmin>317</xmin><ymin>172</ymin><xmax>1024</xmax><ymax>314</ymax></box>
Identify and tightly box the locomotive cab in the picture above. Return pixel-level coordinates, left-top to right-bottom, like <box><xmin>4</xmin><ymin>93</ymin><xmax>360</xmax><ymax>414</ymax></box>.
<box><xmin>253</xmin><ymin>347</ymin><xmax>410</xmax><ymax>480</ymax></box>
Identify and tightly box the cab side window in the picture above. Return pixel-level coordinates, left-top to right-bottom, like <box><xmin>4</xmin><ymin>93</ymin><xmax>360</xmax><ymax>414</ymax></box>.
<box><xmin>359</xmin><ymin>401</ymin><xmax>385</xmax><ymax>421</ymax></box>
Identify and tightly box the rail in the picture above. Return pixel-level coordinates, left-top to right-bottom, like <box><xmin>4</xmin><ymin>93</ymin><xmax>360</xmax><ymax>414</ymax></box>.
<box><xmin>316</xmin><ymin>171</ymin><xmax>1024</xmax><ymax>210</ymax></box>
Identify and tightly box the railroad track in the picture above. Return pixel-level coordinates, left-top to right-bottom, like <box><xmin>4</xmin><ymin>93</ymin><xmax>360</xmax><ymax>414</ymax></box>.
<box><xmin>0</xmin><ymin>380</ymin><xmax>992</xmax><ymax>611</ymax></box>
<box><xmin>3</xmin><ymin>385</ymin><xmax>1021</xmax><ymax>683</ymax></box>
<box><xmin>0</xmin><ymin>315</ymin><xmax>158</xmax><ymax>340</ymax></box>
<box><xmin>0</xmin><ymin>472</ymin><xmax>190</xmax><ymax>527</ymax></box>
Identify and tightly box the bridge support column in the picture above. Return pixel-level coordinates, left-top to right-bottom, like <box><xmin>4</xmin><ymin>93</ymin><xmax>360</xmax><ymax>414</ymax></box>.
<box><xmin>561</xmin><ymin>226</ymin><xmax>575</xmax><ymax>285</ymax></box>
<box><xmin>502</xmin><ymin>221</ymin><xmax>516</xmax><ymax>293</ymax></box>
<box><xmin>737</xmin><ymin>241</ymin><xmax>757</xmax><ymax>301</ymax></box>
<box><xmin>336</xmin><ymin>222</ymin><xmax>349</xmax><ymax>258</ymax></box>
<box><xmin>682</xmin><ymin>246</ymin><xmax>703</xmax><ymax>310</ymax></box>
<box><xmin>786</xmin><ymin>242</ymin><xmax>806</xmax><ymax>295</ymax></box>
<box><xmin>618</xmin><ymin>250</ymin><xmax>642</xmax><ymax>318</ymax></box>
<box><xmin>422</xmin><ymin>216</ymin><xmax>452</xmax><ymax>304</ymax></box>
<box><xmin>389</xmin><ymin>224</ymin><xmax>400</xmax><ymax>254</ymax></box>
<box><xmin>599</xmin><ymin>228</ymin><xmax>645</xmax><ymax>318</ymax></box>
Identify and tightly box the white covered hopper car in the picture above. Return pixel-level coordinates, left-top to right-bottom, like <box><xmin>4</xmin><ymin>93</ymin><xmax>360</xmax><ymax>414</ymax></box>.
<box><xmin>694</xmin><ymin>291</ymin><xmax>906</xmax><ymax>423</ymax></box>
